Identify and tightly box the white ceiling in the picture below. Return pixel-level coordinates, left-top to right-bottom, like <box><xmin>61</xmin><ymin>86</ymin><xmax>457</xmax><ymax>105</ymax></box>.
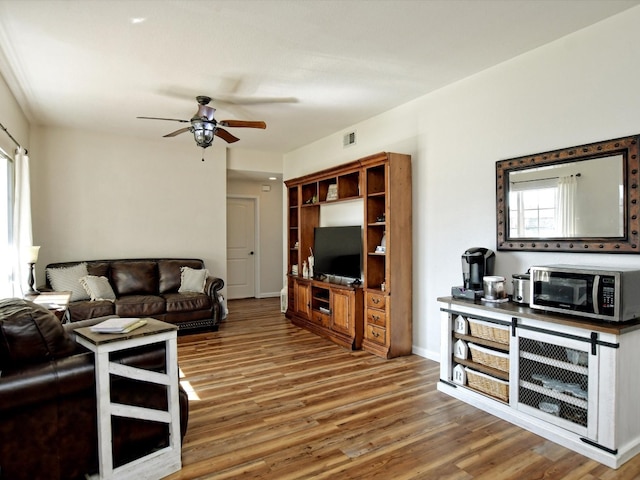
<box><xmin>0</xmin><ymin>0</ymin><xmax>638</xmax><ymax>155</ymax></box>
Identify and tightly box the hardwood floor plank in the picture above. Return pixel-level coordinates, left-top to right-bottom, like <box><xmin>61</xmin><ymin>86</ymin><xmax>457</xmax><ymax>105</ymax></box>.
<box><xmin>163</xmin><ymin>298</ymin><xmax>640</xmax><ymax>479</ymax></box>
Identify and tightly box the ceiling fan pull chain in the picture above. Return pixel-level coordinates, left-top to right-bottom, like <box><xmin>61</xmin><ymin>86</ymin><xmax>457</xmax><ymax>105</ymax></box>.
<box><xmin>202</xmin><ymin>147</ymin><xmax>206</xmax><ymax>162</ymax></box>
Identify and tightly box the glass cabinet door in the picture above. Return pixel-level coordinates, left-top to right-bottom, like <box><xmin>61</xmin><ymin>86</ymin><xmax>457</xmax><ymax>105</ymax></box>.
<box><xmin>515</xmin><ymin>328</ymin><xmax>598</xmax><ymax>439</ymax></box>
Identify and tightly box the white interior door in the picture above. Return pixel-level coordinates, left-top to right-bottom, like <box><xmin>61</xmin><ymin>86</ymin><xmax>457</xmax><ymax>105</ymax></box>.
<box><xmin>227</xmin><ymin>197</ymin><xmax>256</xmax><ymax>299</ymax></box>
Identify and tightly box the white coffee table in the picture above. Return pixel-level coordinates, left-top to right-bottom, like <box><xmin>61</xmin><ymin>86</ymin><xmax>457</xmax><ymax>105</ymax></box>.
<box><xmin>74</xmin><ymin>318</ymin><xmax>182</xmax><ymax>480</ymax></box>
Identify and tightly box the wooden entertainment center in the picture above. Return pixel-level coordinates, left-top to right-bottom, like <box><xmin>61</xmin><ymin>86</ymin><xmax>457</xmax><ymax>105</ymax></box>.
<box><xmin>285</xmin><ymin>152</ymin><xmax>412</xmax><ymax>358</ymax></box>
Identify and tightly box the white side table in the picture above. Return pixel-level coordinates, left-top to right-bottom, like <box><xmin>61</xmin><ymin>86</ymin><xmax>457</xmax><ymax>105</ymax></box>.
<box><xmin>74</xmin><ymin>318</ymin><xmax>182</xmax><ymax>480</ymax></box>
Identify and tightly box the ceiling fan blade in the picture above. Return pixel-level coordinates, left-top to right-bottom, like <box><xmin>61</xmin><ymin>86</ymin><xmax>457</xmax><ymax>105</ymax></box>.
<box><xmin>215</xmin><ymin>94</ymin><xmax>298</xmax><ymax>105</ymax></box>
<box><xmin>161</xmin><ymin>86</ymin><xmax>298</xmax><ymax>106</ymax></box>
<box><xmin>163</xmin><ymin>127</ymin><xmax>191</xmax><ymax>138</ymax></box>
<box><xmin>219</xmin><ymin>120</ymin><xmax>266</xmax><ymax>129</ymax></box>
<box><xmin>215</xmin><ymin>128</ymin><xmax>240</xmax><ymax>143</ymax></box>
<box><xmin>137</xmin><ymin>116</ymin><xmax>189</xmax><ymax>123</ymax></box>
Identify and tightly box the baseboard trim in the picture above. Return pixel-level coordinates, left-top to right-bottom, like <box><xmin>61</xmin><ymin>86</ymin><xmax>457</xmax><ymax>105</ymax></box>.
<box><xmin>411</xmin><ymin>345</ymin><xmax>440</xmax><ymax>362</ymax></box>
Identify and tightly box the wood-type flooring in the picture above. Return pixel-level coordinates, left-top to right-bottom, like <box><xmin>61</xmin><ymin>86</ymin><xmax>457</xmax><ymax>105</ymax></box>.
<box><xmin>164</xmin><ymin>297</ymin><xmax>640</xmax><ymax>479</ymax></box>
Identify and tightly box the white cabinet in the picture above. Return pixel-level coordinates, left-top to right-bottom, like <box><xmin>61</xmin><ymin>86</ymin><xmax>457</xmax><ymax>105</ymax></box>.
<box><xmin>438</xmin><ymin>297</ymin><xmax>640</xmax><ymax>469</ymax></box>
<box><xmin>515</xmin><ymin>327</ymin><xmax>597</xmax><ymax>440</ymax></box>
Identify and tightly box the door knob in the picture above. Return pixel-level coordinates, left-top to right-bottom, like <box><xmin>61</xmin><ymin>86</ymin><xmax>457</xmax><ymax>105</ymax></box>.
<box><xmin>249</xmin><ymin>251</ymin><xmax>254</xmax><ymax>255</ymax></box>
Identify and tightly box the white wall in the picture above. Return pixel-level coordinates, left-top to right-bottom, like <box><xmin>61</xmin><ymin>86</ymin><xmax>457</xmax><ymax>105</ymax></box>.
<box><xmin>228</xmin><ymin>148</ymin><xmax>283</xmax><ymax>174</ymax></box>
<box><xmin>0</xmin><ymin>71</ymin><xmax>29</xmax><ymax>154</ymax></box>
<box><xmin>227</xmin><ymin>177</ymin><xmax>283</xmax><ymax>297</ymax></box>
<box><xmin>284</xmin><ymin>6</ymin><xmax>640</xmax><ymax>360</ymax></box>
<box><xmin>29</xmin><ymin>126</ymin><xmax>228</xmax><ymax>291</ymax></box>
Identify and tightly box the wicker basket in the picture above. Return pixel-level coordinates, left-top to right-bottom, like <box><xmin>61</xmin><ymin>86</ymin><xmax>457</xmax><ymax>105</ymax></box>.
<box><xmin>468</xmin><ymin>342</ymin><xmax>509</xmax><ymax>372</ymax></box>
<box><xmin>464</xmin><ymin>367</ymin><xmax>509</xmax><ymax>402</ymax></box>
<box><xmin>467</xmin><ymin>318</ymin><xmax>510</xmax><ymax>345</ymax></box>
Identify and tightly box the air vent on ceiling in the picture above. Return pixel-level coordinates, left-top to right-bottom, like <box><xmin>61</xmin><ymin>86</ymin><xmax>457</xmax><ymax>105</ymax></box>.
<box><xmin>343</xmin><ymin>131</ymin><xmax>357</xmax><ymax>147</ymax></box>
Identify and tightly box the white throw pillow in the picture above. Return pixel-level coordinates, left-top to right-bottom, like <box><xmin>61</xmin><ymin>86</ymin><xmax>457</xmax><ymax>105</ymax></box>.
<box><xmin>178</xmin><ymin>266</ymin><xmax>209</xmax><ymax>294</ymax></box>
<box><xmin>46</xmin><ymin>263</ymin><xmax>90</xmax><ymax>302</ymax></box>
<box><xmin>79</xmin><ymin>275</ymin><xmax>116</xmax><ymax>302</ymax></box>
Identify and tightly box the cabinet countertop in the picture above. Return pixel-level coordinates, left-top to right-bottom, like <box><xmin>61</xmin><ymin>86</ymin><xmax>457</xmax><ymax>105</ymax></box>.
<box><xmin>437</xmin><ymin>296</ymin><xmax>640</xmax><ymax>335</ymax></box>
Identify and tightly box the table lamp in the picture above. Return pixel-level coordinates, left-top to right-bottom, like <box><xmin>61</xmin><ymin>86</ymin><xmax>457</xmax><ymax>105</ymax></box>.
<box><xmin>26</xmin><ymin>246</ymin><xmax>40</xmax><ymax>294</ymax></box>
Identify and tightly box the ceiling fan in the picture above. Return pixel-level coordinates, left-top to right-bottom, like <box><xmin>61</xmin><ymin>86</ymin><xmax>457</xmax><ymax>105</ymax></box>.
<box><xmin>137</xmin><ymin>95</ymin><xmax>266</xmax><ymax>149</ymax></box>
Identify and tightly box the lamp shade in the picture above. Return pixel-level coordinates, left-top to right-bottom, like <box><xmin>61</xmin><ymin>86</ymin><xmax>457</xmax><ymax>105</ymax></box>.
<box><xmin>28</xmin><ymin>246</ymin><xmax>40</xmax><ymax>264</ymax></box>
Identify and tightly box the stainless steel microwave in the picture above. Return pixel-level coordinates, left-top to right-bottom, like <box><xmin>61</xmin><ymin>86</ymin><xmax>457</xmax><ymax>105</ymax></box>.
<box><xmin>529</xmin><ymin>265</ymin><xmax>640</xmax><ymax>322</ymax></box>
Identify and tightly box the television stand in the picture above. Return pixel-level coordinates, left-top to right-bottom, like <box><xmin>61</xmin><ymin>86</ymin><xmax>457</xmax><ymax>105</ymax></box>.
<box><xmin>285</xmin><ymin>151</ymin><xmax>413</xmax><ymax>358</ymax></box>
<box><xmin>287</xmin><ymin>276</ymin><xmax>363</xmax><ymax>350</ymax></box>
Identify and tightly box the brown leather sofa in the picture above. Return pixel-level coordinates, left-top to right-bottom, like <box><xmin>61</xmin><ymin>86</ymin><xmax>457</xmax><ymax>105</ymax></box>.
<box><xmin>0</xmin><ymin>298</ymin><xmax>189</xmax><ymax>480</ymax></box>
<box><xmin>43</xmin><ymin>258</ymin><xmax>224</xmax><ymax>333</ymax></box>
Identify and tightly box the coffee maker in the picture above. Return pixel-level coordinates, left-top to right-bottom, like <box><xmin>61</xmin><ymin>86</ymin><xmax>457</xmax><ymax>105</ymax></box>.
<box><xmin>452</xmin><ymin>247</ymin><xmax>496</xmax><ymax>299</ymax></box>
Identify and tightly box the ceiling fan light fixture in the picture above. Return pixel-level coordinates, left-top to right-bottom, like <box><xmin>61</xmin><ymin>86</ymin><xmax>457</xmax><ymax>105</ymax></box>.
<box><xmin>192</xmin><ymin>119</ymin><xmax>215</xmax><ymax>148</ymax></box>
<box><xmin>138</xmin><ymin>96</ymin><xmax>266</xmax><ymax>152</ymax></box>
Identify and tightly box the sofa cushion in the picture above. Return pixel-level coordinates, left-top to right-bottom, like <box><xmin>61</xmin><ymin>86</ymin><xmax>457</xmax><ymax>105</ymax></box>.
<box><xmin>178</xmin><ymin>266</ymin><xmax>209</xmax><ymax>294</ymax></box>
<box><xmin>0</xmin><ymin>299</ymin><xmax>76</xmax><ymax>370</ymax></box>
<box><xmin>158</xmin><ymin>259</ymin><xmax>204</xmax><ymax>294</ymax></box>
<box><xmin>115</xmin><ymin>295</ymin><xmax>165</xmax><ymax>317</ymax></box>
<box><xmin>67</xmin><ymin>300</ymin><xmax>116</xmax><ymax>323</ymax></box>
<box><xmin>87</xmin><ymin>261</ymin><xmax>110</xmax><ymax>278</ymax></box>
<box><xmin>163</xmin><ymin>292</ymin><xmax>211</xmax><ymax>313</ymax></box>
<box><xmin>79</xmin><ymin>275</ymin><xmax>116</xmax><ymax>301</ymax></box>
<box><xmin>46</xmin><ymin>262</ymin><xmax>90</xmax><ymax>302</ymax></box>
<box><xmin>111</xmin><ymin>261</ymin><xmax>158</xmax><ymax>296</ymax></box>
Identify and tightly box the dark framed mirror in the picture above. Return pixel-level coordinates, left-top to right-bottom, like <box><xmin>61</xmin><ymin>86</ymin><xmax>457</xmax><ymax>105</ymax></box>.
<box><xmin>496</xmin><ymin>134</ymin><xmax>640</xmax><ymax>253</ymax></box>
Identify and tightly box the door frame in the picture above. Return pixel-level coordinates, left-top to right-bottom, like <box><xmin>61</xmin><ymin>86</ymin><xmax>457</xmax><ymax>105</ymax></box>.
<box><xmin>226</xmin><ymin>194</ymin><xmax>261</xmax><ymax>299</ymax></box>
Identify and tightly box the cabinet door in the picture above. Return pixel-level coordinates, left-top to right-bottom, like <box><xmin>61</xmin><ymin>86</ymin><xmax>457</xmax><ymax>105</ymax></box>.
<box><xmin>294</xmin><ymin>281</ymin><xmax>311</xmax><ymax>320</ymax></box>
<box><xmin>515</xmin><ymin>327</ymin><xmax>598</xmax><ymax>440</ymax></box>
<box><xmin>331</xmin><ymin>289</ymin><xmax>352</xmax><ymax>335</ymax></box>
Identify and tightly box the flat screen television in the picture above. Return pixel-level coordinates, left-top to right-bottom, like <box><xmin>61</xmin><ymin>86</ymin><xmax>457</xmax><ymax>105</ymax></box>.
<box><xmin>313</xmin><ymin>225</ymin><xmax>362</xmax><ymax>280</ymax></box>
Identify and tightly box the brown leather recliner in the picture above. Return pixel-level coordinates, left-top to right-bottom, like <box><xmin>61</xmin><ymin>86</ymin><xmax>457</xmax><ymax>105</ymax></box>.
<box><xmin>0</xmin><ymin>299</ymin><xmax>189</xmax><ymax>480</ymax></box>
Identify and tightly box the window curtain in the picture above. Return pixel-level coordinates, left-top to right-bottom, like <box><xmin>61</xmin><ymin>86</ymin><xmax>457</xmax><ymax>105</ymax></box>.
<box><xmin>556</xmin><ymin>175</ymin><xmax>577</xmax><ymax>237</ymax></box>
<box><xmin>10</xmin><ymin>147</ymin><xmax>33</xmax><ymax>296</ymax></box>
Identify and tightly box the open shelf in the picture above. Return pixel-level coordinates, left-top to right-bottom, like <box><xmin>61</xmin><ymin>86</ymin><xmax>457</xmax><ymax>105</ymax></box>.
<box><xmin>453</xmin><ymin>356</ymin><xmax>509</xmax><ymax>381</ymax></box>
<box><xmin>453</xmin><ymin>332</ymin><xmax>509</xmax><ymax>353</ymax></box>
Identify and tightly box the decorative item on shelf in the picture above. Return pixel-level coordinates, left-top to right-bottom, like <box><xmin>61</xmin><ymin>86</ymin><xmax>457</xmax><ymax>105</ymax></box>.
<box><xmin>453</xmin><ymin>339</ymin><xmax>468</xmax><ymax>360</ymax></box>
<box><xmin>376</xmin><ymin>214</ymin><xmax>386</xmax><ymax>223</ymax></box>
<box><xmin>25</xmin><ymin>245</ymin><xmax>40</xmax><ymax>294</ymax></box>
<box><xmin>302</xmin><ymin>260</ymin><xmax>309</xmax><ymax>278</ymax></box>
<box><xmin>326</xmin><ymin>184</ymin><xmax>338</xmax><ymax>201</ymax></box>
<box><xmin>375</xmin><ymin>232</ymin><xmax>387</xmax><ymax>253</ymax></box>
<box><xmin>453</xmin><ymin>364</ymin><xmax>467</xmax><ymax>385</ymax></box>
<box><xmin>381</xmin><ymin>282</ymin><xmax>386</xmax><ymax>292</ymax></box>
<box><xmin>453</xmin><ymin>315</ymin><xmax>468</xmax><ymax>334</ymax></box>
<box><xmin>292</xmin><ymin>264</ymin><xmax>299</xmax><ymax>275</ymax></box>
<box><xmin>294</xmin><ymin>241</ymin><xmax>299</xmax><ymax>249</ymax></box>
<box><xmin>308</xmin><ymin>250</ymin><xmax>314</xmax><ymax>278</ymax></box>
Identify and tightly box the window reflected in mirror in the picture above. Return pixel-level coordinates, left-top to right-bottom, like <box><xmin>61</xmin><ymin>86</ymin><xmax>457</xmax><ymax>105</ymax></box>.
<box><xmin>496</xmin><ymin>134</ymin><xmax>639</xmax><ymax>253</ymax></box>
<box><xmin>508</xmin><ymin>156</ymin><xmax>624</xmax><ymax>239</ymax></box>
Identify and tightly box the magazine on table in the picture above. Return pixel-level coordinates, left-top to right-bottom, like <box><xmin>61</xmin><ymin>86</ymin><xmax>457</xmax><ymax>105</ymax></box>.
<box><xmin>89</xmin><ymin>317</ymin><xmax>148</xmax><ymax>333</ymax></box>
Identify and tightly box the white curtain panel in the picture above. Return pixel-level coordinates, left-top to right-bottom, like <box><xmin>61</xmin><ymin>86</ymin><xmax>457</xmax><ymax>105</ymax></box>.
<box><xmin>556</xmin><ymin>175</ymin><xmax>577</xmax><ymax>237</ymax></box>
<box><xmin>10</xmin><ymin>147</ymin><xmax>33</xmax><ymax>296</ymax></box>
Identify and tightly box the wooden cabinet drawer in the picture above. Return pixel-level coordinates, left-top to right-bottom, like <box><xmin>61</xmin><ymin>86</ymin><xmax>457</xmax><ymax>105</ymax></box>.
<box><xmin>366</xmin><ymin>292</ymin><xmax>387</xmax><ymax>310</ymax></box>
<box><xmin>312</xmin><ymin>311</ymin><xmax>330</xmax><ymax>328</ymax></box>
<box><xmin>365</xmin><ymin>323</ymin><xmax>386</xmax><ymax>345</ymax></box>
<box><xmin>366</xmin><ymin>308</ymin><xmax>387</xmax><ymax>327</ymax></box>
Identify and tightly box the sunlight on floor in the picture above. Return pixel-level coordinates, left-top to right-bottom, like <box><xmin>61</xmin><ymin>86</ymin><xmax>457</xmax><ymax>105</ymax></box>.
<box><xmin>179</xmin><ymin>367</ymin><xmax>200</xmax><ymax>401</ymax></box>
